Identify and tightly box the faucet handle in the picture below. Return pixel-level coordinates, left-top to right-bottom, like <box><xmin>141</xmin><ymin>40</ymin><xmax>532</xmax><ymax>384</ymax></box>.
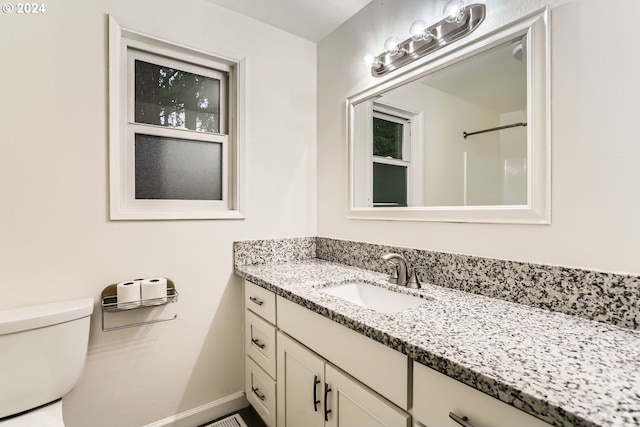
<box><xmin>407</xmin><ymin>266</ymin><xmax>428</xmax><ymax>289</ymax></box>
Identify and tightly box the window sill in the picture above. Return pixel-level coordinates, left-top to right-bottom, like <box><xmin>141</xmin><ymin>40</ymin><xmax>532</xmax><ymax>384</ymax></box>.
<box><xmin>110</xmin><ymin>207</ymin><xmax>245</xmax><ymax>221</ymax></box>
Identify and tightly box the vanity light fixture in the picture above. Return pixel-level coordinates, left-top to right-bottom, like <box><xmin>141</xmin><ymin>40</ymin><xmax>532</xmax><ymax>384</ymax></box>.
<box><xmin>366</xmin><ymin>1</ymin><xmax>486</xmax><ymax>77</ymax></box>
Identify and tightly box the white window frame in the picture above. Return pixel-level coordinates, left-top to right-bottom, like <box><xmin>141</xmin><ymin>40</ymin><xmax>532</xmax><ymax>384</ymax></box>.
<box><xmin>109</xmin><ymin>16</ymin><xmax>245</xmax><ymax>220</ymax></box>
<box><xmin>370</xmin><ymin>103</ymin><xmax>423</xmax><ymax>207</ymax></box>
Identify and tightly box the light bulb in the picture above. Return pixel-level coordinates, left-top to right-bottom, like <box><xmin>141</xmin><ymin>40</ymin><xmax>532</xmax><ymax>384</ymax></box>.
<box><xmin>443</xmin><ymin>0</ymin><xmax>466</xmax><ymax>24</ymax></box>
<box><xmin>362</xmin><ymin>51</ymin><xmax>382</xmax><ymax>68</ymax></box>
<box><xmin>362</xmin><ymin>51</ymin><xmax>376</xmax><ymax>66</ymax></box>
<box><xmin>384</xmin><ymin>36</ymin><xmax>401</xmax><ymax>56</ymax></box>
<box><xmin>410</xmin><ymin>20</ymin><xmax>428</xmax><ymax>41</ymax></box>
<box><xmin>410</xmin><ymin>19</ymin><xmax>435</xmax><ymax>42</ymax></box>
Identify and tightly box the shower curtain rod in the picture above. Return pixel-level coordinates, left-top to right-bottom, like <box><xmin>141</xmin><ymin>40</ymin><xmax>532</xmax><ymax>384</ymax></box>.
<box><xmin>463</xmin><ymin>122</ymin><xmax>527</xmax><ymax>139</ymax></box>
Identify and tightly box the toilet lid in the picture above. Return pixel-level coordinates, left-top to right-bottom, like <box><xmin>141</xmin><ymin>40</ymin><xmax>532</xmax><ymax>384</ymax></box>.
<box><xmin>0</xmin><ymin>400</ymin><xmax>64</xmax><ymax>427</ymax></box>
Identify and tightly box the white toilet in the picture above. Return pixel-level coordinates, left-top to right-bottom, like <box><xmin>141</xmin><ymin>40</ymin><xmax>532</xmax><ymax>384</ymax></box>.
<box><xmin>0</xmin><ymin>298</ymin><xmax>94</xmax><ymax>426</ymax></box>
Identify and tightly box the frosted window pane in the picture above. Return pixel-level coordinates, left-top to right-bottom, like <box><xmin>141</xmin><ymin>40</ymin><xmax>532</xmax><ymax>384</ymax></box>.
<box><xmin>134</xmin><ymin>60</ymin><xmax>221</xmax><ymax>133</ymax></box>
<box><xmin>373</xmin><ymin>163</ymin><xmax>407</xmax><ymax>207</ymax></box>
<box><xmin>135</xmin><ymin>134</ymin><xmax>222</xmax><ymax>200</ymax></box>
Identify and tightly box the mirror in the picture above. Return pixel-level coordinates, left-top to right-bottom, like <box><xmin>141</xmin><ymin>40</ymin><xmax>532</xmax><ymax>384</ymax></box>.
<box><xmin>348</xmin><ymin>9</ymin><xmax>550</xmax><ymax>223</ymax></box>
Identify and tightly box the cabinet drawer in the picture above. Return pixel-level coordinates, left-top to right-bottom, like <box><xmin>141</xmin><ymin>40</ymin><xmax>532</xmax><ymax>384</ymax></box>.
<box><xmin>245</xmin><ymin>280</ymin><xmax>276</xmax><ymax>324</ymax></box>
<box><xmin>412</xmin><ymin>362</ymin><xmax>552</xmax><ymax>427</ymax></box>
<box><xmin>245</xmin><ymin>309</ymin><xmax>276</xmax><ymax>378</ymax></box>
<box><xmin>246</xmin><ymin>356</ymin><xmax>277</xmax><ymax>427</ymax></box>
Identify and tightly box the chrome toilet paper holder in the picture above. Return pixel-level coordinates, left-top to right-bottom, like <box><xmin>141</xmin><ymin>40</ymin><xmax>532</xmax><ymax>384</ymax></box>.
<box><xmin>100</xmin><ymin>279</ymin><xmax>179</xmax><ymax>332</ymax></box>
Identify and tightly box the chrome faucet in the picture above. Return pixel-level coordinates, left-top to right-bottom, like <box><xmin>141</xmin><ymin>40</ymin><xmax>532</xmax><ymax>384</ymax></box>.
<box><xmin>381</xmin><ymin>253</ymin><xmax>409</xmax><ymax>287</ymax></box>
<box><xmin>381</xmin><ymin>253</ymin><xmax>423</xmax><ymax>289</ymax></box>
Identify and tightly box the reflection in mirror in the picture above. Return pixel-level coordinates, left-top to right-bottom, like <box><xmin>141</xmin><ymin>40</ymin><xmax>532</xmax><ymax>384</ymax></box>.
<box><xmin>348</xmin><ymin>9</ymin><xmax>549</xmax><ymax>223</ymax></box>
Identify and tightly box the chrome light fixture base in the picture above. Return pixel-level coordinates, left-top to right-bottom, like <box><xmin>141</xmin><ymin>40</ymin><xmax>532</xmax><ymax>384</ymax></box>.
<box><xmin>371</xmin><ymin>3</ymin><xmax>486</xmax><ymax>77</ymax></box>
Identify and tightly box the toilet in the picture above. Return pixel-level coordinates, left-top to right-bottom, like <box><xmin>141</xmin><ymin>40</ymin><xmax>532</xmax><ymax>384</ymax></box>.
<box><xmin>0</xmin><ymin>298</ymin><xmax>94</xmax><ymax>426</ymax></box>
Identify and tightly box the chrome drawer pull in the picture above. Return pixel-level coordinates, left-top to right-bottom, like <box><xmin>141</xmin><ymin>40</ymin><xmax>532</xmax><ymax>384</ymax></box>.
<box><xmin>252</xmin><ymin>386</ymin><xmax>266</xmax><ymax>401</ymax></box>
<box><xmin>313</xmin><ymin>375</ymin><xmax>321</xmax><ymax>411</ymax></box>
<box><xmin>249</xmin><ymin>296</ymin><xmax>264</xmax><ymax>306</ymax></box>
<box><xmin>251</xmin><ymin>338</ymin><xmax>266</xmax><ymax>349</ymax></box>
<box><xmin>449</xmin><ymin>412</ymin><xmax>475</xmax><ymax>427</ymax></box>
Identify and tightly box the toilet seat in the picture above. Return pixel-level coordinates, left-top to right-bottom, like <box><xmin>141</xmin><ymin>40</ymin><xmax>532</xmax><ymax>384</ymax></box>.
<box><xmin>0</xmin><ymin>400</ymin><xmax>65</xmax><ymax>427</ymax></box>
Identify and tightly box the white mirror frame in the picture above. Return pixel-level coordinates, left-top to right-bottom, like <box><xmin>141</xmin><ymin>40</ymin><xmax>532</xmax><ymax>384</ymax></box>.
<box><xmin>347</xmin><ymin>8</ymin><xmax>550</xmax><ymax>224</ymax></box>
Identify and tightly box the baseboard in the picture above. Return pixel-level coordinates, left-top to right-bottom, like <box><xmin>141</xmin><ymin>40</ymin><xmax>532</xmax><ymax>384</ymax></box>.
<box><xmin>142</xmin><ymin>391</ymin><xmax>248</xmax><ymax>427</ymax></box>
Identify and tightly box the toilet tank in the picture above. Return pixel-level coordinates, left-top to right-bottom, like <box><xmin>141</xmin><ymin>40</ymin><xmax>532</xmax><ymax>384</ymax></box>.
<box><xmin>0</xmin><ymin>298</ymin><xmax>94</xmax><ymax>419</ymax></box>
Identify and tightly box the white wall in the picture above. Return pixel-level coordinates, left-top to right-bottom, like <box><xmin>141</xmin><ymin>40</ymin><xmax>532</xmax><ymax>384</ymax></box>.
<box><xmin>317</xmin><ymin>0</ymin><xmax>640</xmax><ymax>275</ymax></box>
<box><xmin>500</xmin><ymin>110</ymin><xmax>527</xmax><ymax>205</ymax></box>
<box><xmin>0</xmin><ymin>0</ymin><xmax>316</xmax><ymax>426</ymax></box>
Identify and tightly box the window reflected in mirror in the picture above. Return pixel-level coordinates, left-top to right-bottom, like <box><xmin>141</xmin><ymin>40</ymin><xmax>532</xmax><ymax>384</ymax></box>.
<box><xmin>372</xmin><ymin>109</ymin><xmax>411</xmax><ymax>207</ymax></box>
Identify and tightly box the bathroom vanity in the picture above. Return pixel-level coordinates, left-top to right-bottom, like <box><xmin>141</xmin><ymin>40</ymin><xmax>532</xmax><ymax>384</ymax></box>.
<box><xmin>237</xmin><ymin>256</ymin><xmax>640</xmax><ymax>427</ymax></box>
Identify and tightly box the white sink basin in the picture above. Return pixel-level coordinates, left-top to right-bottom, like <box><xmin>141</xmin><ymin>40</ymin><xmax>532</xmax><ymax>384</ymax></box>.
<box><xmin>319</xmin><ymin>281</ymin><xmax>429</xmax><ymax>314</ymax></box>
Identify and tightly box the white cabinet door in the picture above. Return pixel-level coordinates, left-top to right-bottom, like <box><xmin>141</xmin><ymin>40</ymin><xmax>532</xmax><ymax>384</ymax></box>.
<box><xmin>325</xmin><ymin>364</ymin><xmax>410</xmax><ymax>427</ymax></box>
<box><xmin>277</xmin><ymin>332</ymin><xmax>325</xmax><ymax>427</ymax></box>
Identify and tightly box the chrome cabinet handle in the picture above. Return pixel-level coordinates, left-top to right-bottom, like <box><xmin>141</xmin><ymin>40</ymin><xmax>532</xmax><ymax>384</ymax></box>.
<box><xmin>249</xmin><ymin>296</ymin><xmax>263</xmax><ymax>306</ymax></box>
<box><xmin>449</xmin><ymin>412</ymin><xmax>475</xmax><ymax>427</ymax></box>
<box><xmin>251</xmin><ymin>338</ymin><xmax>265</xmax><ymax>349</ymax></box>
<box><xmin>252</xmin><ymin>386</ymin><xmax>266</xmax><ymax>401</ymax></box>
<box><xmin>313</xmin><ymin>375</ymin><xmax>321</xmax><ymax>411</ymax></box>
<box><xmin>324</xmin><ymin>383</ymin><xmax>332</xmax><ymax>421</ymax></box>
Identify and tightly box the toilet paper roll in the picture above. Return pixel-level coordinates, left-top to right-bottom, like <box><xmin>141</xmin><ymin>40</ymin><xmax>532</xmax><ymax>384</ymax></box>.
<box><xmin>141</xmin><ymin>277</ymin><xmax>168</xmax><ymax>306</ymax></box>
<box><xmin>117</xmin><ymin>281</ymin><xmax>141</xmax><ymax>309</ymax></box>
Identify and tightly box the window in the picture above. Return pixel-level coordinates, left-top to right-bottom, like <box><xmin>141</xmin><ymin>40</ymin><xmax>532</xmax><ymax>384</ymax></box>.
<box><xmin>372</xmin><ymin>106</ymin><xmax>413</xmax><ymax>207</ymax></box>
<box><xmin>109</xmin><ymin>17</ymin><xmax>244</xmax><ymax>220</ymax></box>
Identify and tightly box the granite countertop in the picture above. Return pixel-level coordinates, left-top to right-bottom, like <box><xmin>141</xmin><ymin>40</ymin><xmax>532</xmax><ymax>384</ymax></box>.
<box><xmin>235</xmin><ymin>259</ymin><xmax>640</xmax><ymax>427</ymax></box>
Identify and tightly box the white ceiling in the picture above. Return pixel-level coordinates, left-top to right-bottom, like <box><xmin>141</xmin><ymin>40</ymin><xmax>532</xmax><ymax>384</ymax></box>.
<box><xmin>203</xmin><ymin>0</ymin><xmax>372</xmax><ymax>42</ymax></box>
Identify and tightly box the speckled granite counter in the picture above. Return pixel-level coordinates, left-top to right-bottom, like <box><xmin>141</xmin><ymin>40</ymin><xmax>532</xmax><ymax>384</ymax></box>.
<box><xmin>235</xmin><ymin>259</ymin><xmax>640</xmax><ymax>427</ymax></box>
